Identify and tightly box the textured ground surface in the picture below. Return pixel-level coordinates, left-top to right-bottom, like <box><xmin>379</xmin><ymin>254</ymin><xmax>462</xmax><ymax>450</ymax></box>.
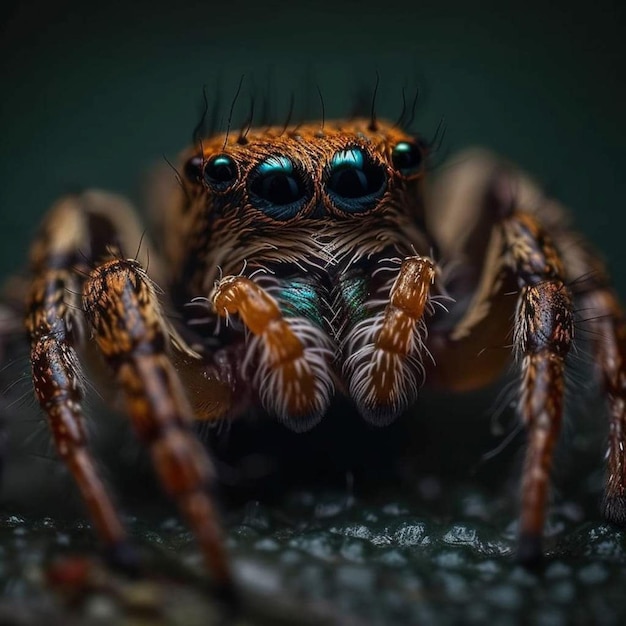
<box><xmin>0</xmin><ymin>385</ymin><xmax>625</xmax><ymax>625</ymax></box>
<box><xmin>0</xmin><ymin>480</ymin><xmax>625</xmax><ymax>625</ymax></box>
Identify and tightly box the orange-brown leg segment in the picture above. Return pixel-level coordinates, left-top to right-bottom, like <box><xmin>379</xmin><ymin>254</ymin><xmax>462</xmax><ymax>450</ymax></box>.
<box><xmin>584</xmin><ymin>289</ymin><xmax>626</xmax><ymax>523</ymax></box>
<box><xmin>503</xmin><ymin>212</ymin><xmax>574</xmax><ymax>564</ymax></box>
<box><xmin>25</xmin><ymin>198</ymin><xmax>130</xmax><ymax>564</ymax></box>
<box><xmin>83</xmin><ymin>259</ymin><xmax>233</xmax><ymax>595</ymax></box>
<box><xmin>560</xmin><ymin>244</ymin><xmax>626</xmax><ymax>524</ymax></box>
<box><xmin>211</xmin><ymin>275</ymin><xmax>334</xmax><ymax>429</ymax></box>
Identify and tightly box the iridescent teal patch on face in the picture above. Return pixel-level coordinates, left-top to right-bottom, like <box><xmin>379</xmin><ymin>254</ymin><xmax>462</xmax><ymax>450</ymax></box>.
<box><xmin>338</xmin><ymin>275</ymin><xmax>369</xmax><ymax>325</ymax></box>
<box><xmin>277</xmin><ymin>280</ymin><xmax>324</xmax><ymax>325</ymax></box>
<box><xmin>249</xmin><ymin>155</ymin><xmax>309</xmax><ymax>220</ymax></box>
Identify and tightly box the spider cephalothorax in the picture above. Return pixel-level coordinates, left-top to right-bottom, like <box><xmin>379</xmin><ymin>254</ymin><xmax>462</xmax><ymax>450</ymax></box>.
<box><xmin>4</xmin><ymin>116</ymin><xmax>626</xmax><ymax>600</ymax></box>
<box><xmin>164</xmin><ymin>121</ymin><xmax>436</xmax><ymax>430</ymax></box>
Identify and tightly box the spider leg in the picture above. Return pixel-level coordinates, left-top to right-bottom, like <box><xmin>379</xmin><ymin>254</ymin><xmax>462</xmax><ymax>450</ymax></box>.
<box><xmin>554</xmin><ymin>239</ymin><xmax>626</xmax><ymax>525</ymax></box>
<box><xmin>25</xmin><ymin>196</ymin><xmax>131</xmax><ymax>566</ymax></box>
<box><xmin>427</xmin><ymin>153</ymin><xmax>584</xmax><ymax>564</ymax></box>
<box><xmin>25</xmin><ymin>191</ymin><xmax>233</xmax><ymax>593</ymax></box>
<box><xmin>83</xmin><ymin>257</ymin><xmax>233</xmax><ymax>593</ymax></box>
<box><xmin>586</xmin><ymin>291</ymin><xmax>626</xmax><ymax>523</ymax></box>
<box><xmin>502</xmin><ymin>212</ymin><xmax>574</xmax><ymax>565</ymax></box>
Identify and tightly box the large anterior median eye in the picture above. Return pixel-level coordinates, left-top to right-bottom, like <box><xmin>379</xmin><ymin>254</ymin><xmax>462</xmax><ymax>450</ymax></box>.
<box><xmin>326</xmin><ymin>148</ymin><xmax>386</xmax><ymax>213</ymax></box>
<box><xmin>249</xmin><ymin>156</ymin><xmax>308</xmax><ymax>220</ymax></box>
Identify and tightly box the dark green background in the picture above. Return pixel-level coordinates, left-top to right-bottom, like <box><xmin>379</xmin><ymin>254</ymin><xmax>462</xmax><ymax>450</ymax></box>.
<box><xmin>1</xmin><ymin>1</ymin><xmax>626</xmax><ymax>624</ymax></box>
<box><xmin>1</xmin><ymin>0</ymin><xmax>625</xmax><ymax>288</ymax></box>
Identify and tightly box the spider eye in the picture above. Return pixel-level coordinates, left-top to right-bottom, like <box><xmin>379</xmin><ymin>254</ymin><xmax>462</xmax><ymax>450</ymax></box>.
<box><xmin>326</xmin><ymin>148</ymin><xmax>386</xmax><ymax>213</ymax></box>
<box><xmin>183</xmin><ymin>155</ymin><xmax>204</xmax><ymax>183</ymax></box>
<box><xmin>203</xmin><ymin>154</ymin><xmax>238</xmax><ymax>190</ymax></box>
<box><xmin>391</xmin><ymin>141</ymin><xmax>423</xmax><ymax>175</ymax></box>
<box><xmin>249</xmin><ymin>156</ymin><xmax>308</xmax><ymax>220</ymax></box>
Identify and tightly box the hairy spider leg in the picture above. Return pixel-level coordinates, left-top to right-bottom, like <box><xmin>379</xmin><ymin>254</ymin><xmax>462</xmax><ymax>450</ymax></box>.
<box><xmin>25</xmin><ymin>197</ymin><xmax>130</xmax><ymax>565</ymax></box>
<box><xmin>586</xmin><ymin>291</ymin><xmax>626</xmax><ymax>523</ymax></box>
<box><xmin>83</xmin><ymin>257</ymin><xmax>233</xmax><ymax>594</ymax></box>
<box><xmin>503</xmin><ymin>212</ymin><xmax>574</xmax><ymax>565</ymax></box>
<box><xmin>555</xmin><ymin>237</ymin><xmax>626</xmax><ymax>525</ymax></box>
<box><xmin>343</xmin><ymin>256</ymin><xmax>436</xmax><ymax>425</ymax></box>
<box><xmin>25</xmin><ymin>191</ymin><xmax>234</xmax><ymax>596</ymax></box>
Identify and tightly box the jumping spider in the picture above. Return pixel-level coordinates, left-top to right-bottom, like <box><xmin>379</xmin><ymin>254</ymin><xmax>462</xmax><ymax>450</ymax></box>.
<box><xmin>4</xmin><ymin>115</ymin><xmax>626</xmax><ymax>597</ymax></box>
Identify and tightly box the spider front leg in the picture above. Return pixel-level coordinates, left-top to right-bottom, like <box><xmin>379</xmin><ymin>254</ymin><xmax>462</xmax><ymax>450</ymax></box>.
<box><xmin>503</xmin><ymin>212</ymin><xmax>574</xmax><ymax>564</ymax></box>
<box><xmin>83</xmin><ymin>258</ymin><xmax>233</xmax><ymax>593</ymax></box>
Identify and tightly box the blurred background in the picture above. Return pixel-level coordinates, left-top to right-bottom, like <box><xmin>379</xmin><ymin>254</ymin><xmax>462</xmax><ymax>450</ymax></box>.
<box><xmin>1</xmin><ymin>0</ymin><xmax>625</xmax><ymax>288</ymax></box>
<box><xmin>1</xmin><ymin>1</ymin><xmax>625</xmax><ymax>624</ymax></box>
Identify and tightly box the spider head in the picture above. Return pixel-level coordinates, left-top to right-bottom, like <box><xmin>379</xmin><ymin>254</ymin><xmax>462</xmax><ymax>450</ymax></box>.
<box><xmin>169</xmin><ymin>120</ymin><xmax>430</xmax><ymax>295</ymax></box>
<box><xmin>182</xmin><ymin>119</ymin><xmax>427</xmax><ymax>223</ymax></box>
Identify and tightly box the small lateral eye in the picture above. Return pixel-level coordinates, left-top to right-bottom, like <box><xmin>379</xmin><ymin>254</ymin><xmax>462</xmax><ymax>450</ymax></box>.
<box><xmin>391</xmin><ymin>141</ymin><xmax>423</xmax><ymax>175</ymax></box>
<box><xmin>203</xmin><ymin>154</ymin><xmax>238</xmax><ymax>190</ymax></box>
<box><xmin>249</xmin><ymin>155</ymin><xmax>308</xmax><ymax>220</ymax></box>
<box><xmin>183</xmin><ymin>155</ymin><xmax>204</xmax><ymax>183</ymax></box>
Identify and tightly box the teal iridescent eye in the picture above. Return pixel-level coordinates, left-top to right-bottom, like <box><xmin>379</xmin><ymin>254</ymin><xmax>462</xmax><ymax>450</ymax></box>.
<box><xmin>326</xmin><ymin>147</ymin><xmax>386</xmax><ymax>213</ymax></box>
<box><xmin>249</xmin><ymin>155</ymin><xmax>308</xmax><ymax>220</ymax></box>
<box><xmin>203</xmin><ymin>154</ymin><xmax>238</xmax><ymax>190</ymax></box>
<box><xmin>391</xmin><ymin>141</ymin><xmax>423</xmax><ymax>175</ymax></box>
